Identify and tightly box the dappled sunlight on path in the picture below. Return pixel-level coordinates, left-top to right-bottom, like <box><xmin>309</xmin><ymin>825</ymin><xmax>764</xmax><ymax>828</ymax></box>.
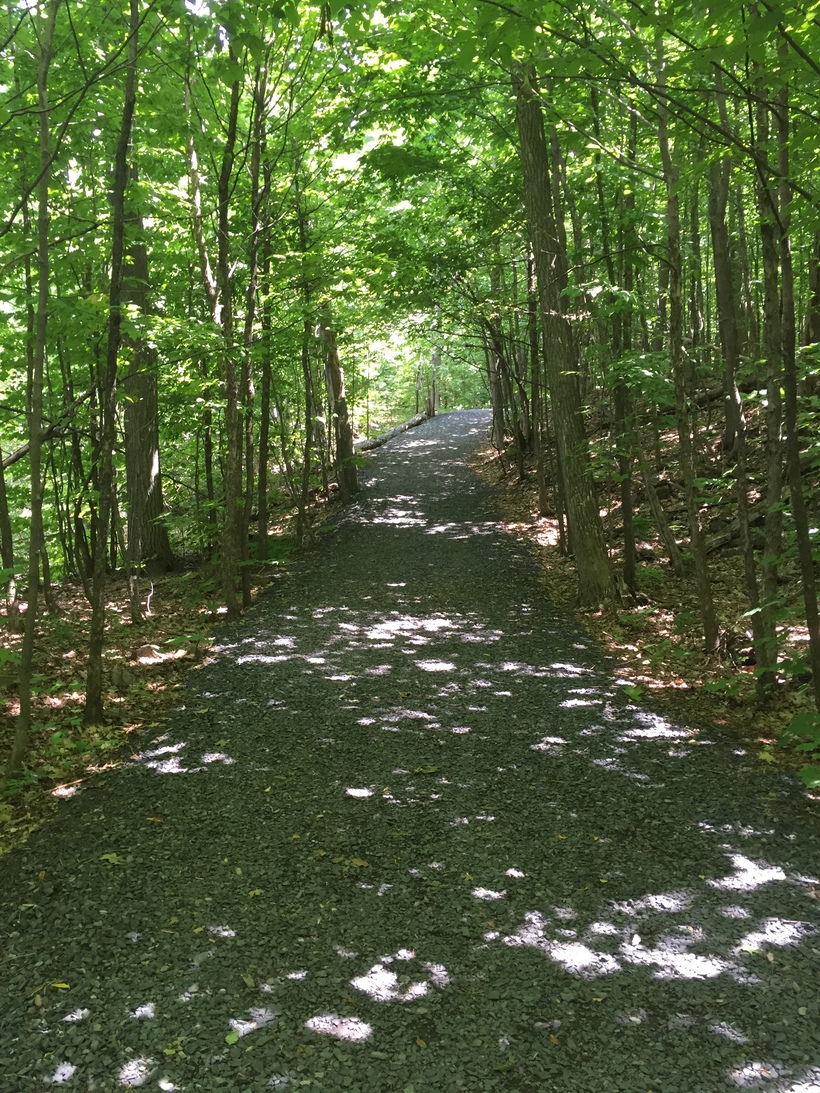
<box><xmin>2</xmin><ymin>412</ymin><xmax>819</xmax><ymax>1092</ymax></box>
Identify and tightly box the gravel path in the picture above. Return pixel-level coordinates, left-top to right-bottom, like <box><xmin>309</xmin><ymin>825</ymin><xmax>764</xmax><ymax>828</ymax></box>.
<box><xmin>2</xmin><ymin>410</ymin><xmax>819</xmax><ymax>1093</ymax></box>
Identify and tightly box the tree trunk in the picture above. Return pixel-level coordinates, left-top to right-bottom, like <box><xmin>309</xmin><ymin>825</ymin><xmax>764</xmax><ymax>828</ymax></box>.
<box><xmin>775</xmin><ymin>74</ymin><xmax>820</xmax><ymax>704</ymax></box>
<box><xmin>85</xmin><ymin>0</ymin><xmax>139</xmax><ymax>726</ymax></box>
<box><xmin>656</xmin><ymin>35</ymin><xmax>718</xmax><ymax>651</ymax></box>
<box><xmin>512</xmin><ymin>62</ymin><xmax>612</xmax><ymax>605</ymax></box>
<box><xmin>4</xmin><ymin>0</ymin><xmax>59</xmax><ymax>780</ymax></box>
<box><xmin>320</xmin><ymin>318</ymin><xmax>358</xmax><ymax>501</ymax></box>
<box><xmin>707</xmin><ymin>72</ymin><xmax>765</xmax><ymax>670</ymax></box>
<box><xmin>122</xmin><ymin>166</ymin><xmax>173</xmax><ymax>624</ymax></box>
<box><xmin>756</xmin><ymin>86</ymin><xmax>783</xmax><ymax>690</ymax></box>
<box><xmin>217</xmin><ymin>72</ymin><xmax>243</xmax><ymax>619</ymax></box>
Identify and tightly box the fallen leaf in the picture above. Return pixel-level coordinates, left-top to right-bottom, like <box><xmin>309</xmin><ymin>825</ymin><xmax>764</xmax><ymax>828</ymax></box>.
<box><xmin>549</xmin><ymin>1034</ymin><xmax>559</xmax><ymax>1045</ymax></box>
<box><xmin>351</xmin><ymin>857</ymin><xmax>369</xmax><ymax>867</ymax></box>
<box><xmin>146</xmin><ymin>817</ymin><xmax>164</xmax><ymax>823</ymax></box>
<box><xmin>416</xmin><ymin>1038</ymin><xmax>427</xmax><ymax>1048</ymax></box>
<box><xmin>50</xmin><ymin>983</ymin><xmax>70</xmax><ymax>990</ymax></box>
<box><xmin>225</xmin><ymin>1030</ymin><xmax>239</xmax><ymax>1045</ymax></box>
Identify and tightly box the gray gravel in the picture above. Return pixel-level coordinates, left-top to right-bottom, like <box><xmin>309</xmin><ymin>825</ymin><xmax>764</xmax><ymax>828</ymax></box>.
<box><xmin>2</xmin><ymin>409</ymin><xmax>819</xmax><ymax>1093</ymax></box>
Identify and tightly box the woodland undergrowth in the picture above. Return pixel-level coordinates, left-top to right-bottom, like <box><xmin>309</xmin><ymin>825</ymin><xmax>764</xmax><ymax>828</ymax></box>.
<box><xmin>472</xmin><ymin>439</ymin><xmax>820</xmax><ymax>812</ymax></box>
<box><xmin>0</xmin><ymin>491</ymin><xmax>345</xmax><ymax>858</ymax></box>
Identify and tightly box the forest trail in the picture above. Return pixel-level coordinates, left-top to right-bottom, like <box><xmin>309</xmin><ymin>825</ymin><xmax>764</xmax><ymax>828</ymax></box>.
<box><xmin>2</xmin><ymin>410</ymin><xmax>819</xmax><ymax>1093</ymax></box>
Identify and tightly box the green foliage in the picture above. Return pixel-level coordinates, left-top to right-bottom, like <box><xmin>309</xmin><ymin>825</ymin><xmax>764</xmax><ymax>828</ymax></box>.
<box><xmin>778</xmin><ymin>712</ymin><xmax>820</xmax><ymax>788</ymax></box>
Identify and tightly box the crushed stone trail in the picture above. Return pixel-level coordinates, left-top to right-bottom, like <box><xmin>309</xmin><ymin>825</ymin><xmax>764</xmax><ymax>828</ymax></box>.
<box><xmin>2</xmin><ymin>410</ymin><xmax>819</xmax><ymax>1093</ymax></box>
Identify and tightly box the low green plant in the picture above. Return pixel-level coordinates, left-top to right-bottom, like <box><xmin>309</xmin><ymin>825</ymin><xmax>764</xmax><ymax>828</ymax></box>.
<box><xmin>777</xmin><ymin>711</ymin><xmax>820</xmax><ymax>788</ymax></box>
<box><xmin>636</xmin><ymin>565</ymin><xmax>666</xmax><ymax>588</ymax></box>
<box><xmin>702</xmin><ymin>676</ymin><xmax>749</xmax><ymax>700</ymax></box>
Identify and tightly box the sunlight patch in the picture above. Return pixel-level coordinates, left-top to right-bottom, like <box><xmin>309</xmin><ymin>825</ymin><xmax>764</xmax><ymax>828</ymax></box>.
<box><xmin>505</xmin><ymin>867</ymin><xmax>525</xmax><ymax>878</ymax></box>
<box><xmin>49</xmin><ymin>1063</ymin><xmax>77</xmax><ymax>1084</ymax></box>
<box><xmin>63</xmin><ymin>1008</ymin><xmax>91</xmax><ymax>1023</ymax></box>
<box><xmin>621</xmin><ymin>939</ymin><xmax>727</xmax><ymax>980</ymax></box>
<box><xmin>351</xmin><ymin>964</ymin><xmax>428</xmax><ymax>1002</ymax></box>
<box><xmin>611</xmin><ymin>891</ymin><xmax>692</xmax><ymax>915</ymax></box>
<box><xmin>503</xmin><ymin>911</ymin><xmax>619</xmax><ymax>978</ymax></box>
<box><xmin>229</xmin><ymin>1008</ymin><xmax>278</xmax><ymax>1037</ymax></box>
<box><xmin>207</xmin><ymin>925</ymin><xmax>236</xmax><ymax>939</ymax></box>
<box><xmin>709</xmin><ymin>854</ymin><xmax>787</xmax><ymax>892</ymax></box>
<box><xmin>236</xmin><ymin>654</ymin><xmax>290</xmax><ymax>665</ymax></box>
<box><xmin>531</xmin><ymin>735</ymin><xmax>567</xmax><ymax>755</ymax></box>
<box><xmin>416</xmin><ymin>659</ymin><xmax>456</xmax><ymax>672</ymax></box>
<box><xmin>130</xmin><ymin>1003</ymin><xmax>155</xmax><ymax>1020</ymax></box>
<box><xmin>305</xmin><ymin>1014</ymin><xmax>372</xmax><ymax>1042</ymax></box>
<box><xmin>345</xmin><ymin>787</ymin><xmax>373</xmax><ymax>798</ymax></box>
<box><xmin>52</xmin><ymin>784</ymin><xmax>79</xmax><ymax>799</ymax></box>
<box><xmin>286</xmin><ymin>970</ymin><xmax>308</xmax><ymax>980</ymax></box>
<box><xmin>735</xmin><ymin>917</ymin><xmax>816</xmax><ymax>953</ymax></box>
<box><xmin>118</xmin><ymin>1058</ymin><xmax>156</xmax><ymax>1087</ymax></box>
<box><xmin>711</xmin><ymin>1021</ymin><xmax>750</xmax><ymax>1045</ymax></box>
<box><xmin>730</xmin><ymin>1061</ymin><xmax>787</xmax><ymax>1087</ymax></box>
<box><xmin>472</xmin><ymin>887</ymin><xmax>506</xmax><ymax>900</ymax></box>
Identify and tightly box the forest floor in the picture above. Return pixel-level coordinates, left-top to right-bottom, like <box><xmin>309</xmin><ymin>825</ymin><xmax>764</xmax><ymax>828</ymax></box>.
<box><xmin>0</xmin><ymin>493</ymin><xmax>346</xmax><ymax>858</ymax></box>
<box><xmin>470</xmin><ymin>444</ymin><xmax>819</xmax><ymax>800</ymax></box>
<box><xmin>0</xmin><ymin>410</ymin><xmax>818</xmax><ymax>1093</ymax></box>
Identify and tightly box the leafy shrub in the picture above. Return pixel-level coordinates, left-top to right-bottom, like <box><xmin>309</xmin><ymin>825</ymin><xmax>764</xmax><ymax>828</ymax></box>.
<box><xmin>777</xmin><ymin>711</ymin><xmax>820</xmax><ymax>788</ymax></box>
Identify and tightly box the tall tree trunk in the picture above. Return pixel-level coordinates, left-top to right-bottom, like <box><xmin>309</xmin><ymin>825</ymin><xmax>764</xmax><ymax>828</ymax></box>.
<box><xmin>238</xmin><ymin>66</ymin><xmax>266</xmax><ymax>609</ymax></box>
<box><xmin>512</xmin><ymin>62</ymin><xmax>612</xmax><ymax>605</ymax></box>
<box><xmin>775</xmin><ymin>74</ymin><xmax>820</xmax><ymax>704</ymax></box>
<box><xmin>122</xmin><ymin>166</ymin><xmax>173</xmax><ymax>624</ymax></box>
<box><xmin>257</xmin><ymin>236</ymin><xmax>272</xmax><ymax>563</ymax></box>
<box><xmin>708</xmin><ymin>72</ymin><xmax>765</xmax><ymax>669</ymax></box>
<box><xmin>217</xmin><ymin>72</ymin><xmax>243</xmax><ymax>619</ymax></box>
<box><xmin>320</xmin><ymin>317</ymin><xmax>358</xmax><ymax>501</ymax></box>
<box><xmin>656</xmin><ymin>36</ymin><xmax>718</xmax><ymax>651</ymax></box>
<box><xmin>85</xmin><ymin>0</ymin><xmax>139</xmax><ymax>726</ymax></box>
<box><xmin>4</xmin><ymin>0</ymin><xmax>59</xmax><ymax>779</ymax></box>
<box><xmin>756</xmin><ymin>85</ymin><xmax>783</xmax><ymax>690</ymax></box>
<box><xmin>0</xmin><ymin>447</ymin><xmax>18</xmax><ymax>623</ymax></box>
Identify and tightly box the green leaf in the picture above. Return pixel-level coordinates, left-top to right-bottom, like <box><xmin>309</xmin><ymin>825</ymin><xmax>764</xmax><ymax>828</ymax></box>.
<box><xmin>798</xmin><ymin>765</ymin><xmax>820</xmax><ymax>789</ymax></box>
<box><xmin>225</xmin><ymin>1029</ymin><xmax>240</xmax><ymax>1044</ymax></box>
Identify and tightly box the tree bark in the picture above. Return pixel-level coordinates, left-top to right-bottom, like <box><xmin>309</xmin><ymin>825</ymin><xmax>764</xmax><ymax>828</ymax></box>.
<box><xmin>320</xmin><ymin>318</ymin><xmax>358</xmax><ymax>501</ymax></box>
<box><xmin>656</xmin><ymin>35</ymin><xmax>718</xmax><ymax>651</ymax></box>
<box><xmin>512</xmin><ymin>62</ymin><xmax>612</xmax><ymax>605</ymax></box>
<box><xmin>217</xmin><ymin>71</ymin><xmax>243</xmax><ymax>619</ymax></box>
<box><xmin>4</xmin><ymin>0</ymin><xmax>59</xmax><ymax>780</ymax></box>
<box><xmin>122</xmin><ymin>165</ymin><xmax>173</xmax><ymax>624</ymax></box>
<box><xmin>85</xmin><ymin>0</ymin><xmax>139</xmax><ymax>726</ymax></box>
<box><xmin>755</xmin><ymin>83</ymin><xmax>783</xmax><ymax>690</ymax></box>
<box><xmin>775</xmin><ymin>73</ymin><xmax>820</xmax><ymax>705</ymax></box>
